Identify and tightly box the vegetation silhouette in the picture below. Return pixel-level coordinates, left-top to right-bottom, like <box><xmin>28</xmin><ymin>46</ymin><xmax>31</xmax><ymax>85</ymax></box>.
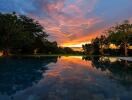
<box><xmin>0</xmin><ymin>12</ymin><xmax>48</xmax><ymax>56</ymax></box>
<box><xmin>82</xmin><ymin>20</ymin><xmax>132</xmax><ymax>56</ymax></box>
<box><xmin>0</xmin><ymin>12</ymin><xmax>78</xmax><ymax>56</ymax></box>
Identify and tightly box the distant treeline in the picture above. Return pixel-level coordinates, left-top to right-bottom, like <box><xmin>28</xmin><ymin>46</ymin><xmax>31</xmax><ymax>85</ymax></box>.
<box><xmin>82</xmin><ymin>20</ymin><xmax>132</xmax><ymax>56</ymax></box>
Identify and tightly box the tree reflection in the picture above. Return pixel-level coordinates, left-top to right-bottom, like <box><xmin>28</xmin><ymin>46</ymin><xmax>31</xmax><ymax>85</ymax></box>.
<box><xmin>0</xmin><ymin>56</ymin><xmax>58</xmax><ymax>95</ymax></box>
<box><xmin>83</xmin><ymin>56</ymin><xmax>132</xmax><ymax>87</ymax></box>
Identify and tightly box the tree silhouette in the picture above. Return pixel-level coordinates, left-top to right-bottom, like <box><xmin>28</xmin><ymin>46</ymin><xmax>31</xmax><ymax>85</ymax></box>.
<box><xmin>82</xmin><ymin>35</ymin><xmax>108</xmax><ymax>55</ymax></box>
<box><xmin>107</xmin><ymin>20</ymin><xmax>132</xmax><ymax>56</ymax></box>
<box><xmin>0</xmin><ymin>12</ymin><xmax>48</xmax><ymax>56</ymax></box>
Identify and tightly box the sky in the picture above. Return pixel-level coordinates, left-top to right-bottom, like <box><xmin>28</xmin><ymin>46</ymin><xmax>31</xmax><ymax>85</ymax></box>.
<box><xmin>0</xmin><ymin>0</ymin><xmax>132</xmax><ymax>47</ymax></box>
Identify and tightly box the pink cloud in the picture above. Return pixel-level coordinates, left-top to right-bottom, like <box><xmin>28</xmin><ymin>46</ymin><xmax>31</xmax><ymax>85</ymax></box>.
<box><xmin>29</xmin><ymin>0</ymin><xmax>102</xmax><ymax>46</ymax></box>
<box><xmin>63</xmin><ymin>4</ymin><xmax>83</xmax><ymax>17</ymax></box>
<box><xmin>46</xmin><ymin>1</ymin><xmax>64</xmax><ymax>13</ymax></box>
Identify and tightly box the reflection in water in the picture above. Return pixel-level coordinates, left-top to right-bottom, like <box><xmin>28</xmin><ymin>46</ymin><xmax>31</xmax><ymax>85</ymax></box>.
<box><xmin>83</xmin><ymin>56</ymin><xmax>132</xmax><ymax>87</ymax></box>
<box><xmin>0</xmin><ymin>56</ymin><xmax>132</xmax><ymax>100</ymax></box>
<box><xmin>0</xmin><ymin>56</ymin><xmax>58</xmax><ymax>96</ymax></box>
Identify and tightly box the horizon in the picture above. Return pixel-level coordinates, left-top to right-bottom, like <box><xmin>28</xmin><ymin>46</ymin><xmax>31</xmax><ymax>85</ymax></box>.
<box><xmin>0</xmin><ymin>0</ymin><xmax>132</xmax><ymax>47</ymax></box>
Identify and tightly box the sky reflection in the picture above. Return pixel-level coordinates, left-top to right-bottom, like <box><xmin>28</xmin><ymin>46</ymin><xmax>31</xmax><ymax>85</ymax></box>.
<box><xmin>0</xmin><ymin>56</ymin><xmax>132</xmax><ymax>100</ymax></box>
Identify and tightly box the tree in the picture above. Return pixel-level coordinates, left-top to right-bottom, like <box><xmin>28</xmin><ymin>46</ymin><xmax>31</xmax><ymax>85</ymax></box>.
<box><xmin>98</xmin><ymin>35</ymin><xmax>108</xmax><ymax>55</ymax></box>
<box><xmin>82</xmin><ymin>44</ymin><xmax>93</xmax><ymax>55</ymax></box>
<box><xmin>82</xmin><ymin>35</ymin><xmax>108</xmax><ymax>55</ymax></box>
<box><xmin>63</xmin><ymin>47</ymin><xmax>74</xmax><ymax>54</ymax></box>
<box><xmin>0</xmin><ymin>12</ymin><xmax>48</xmax><ymax>56</ymax></box>
<box><xmin>92</xmin><ymin>35</ymin><xmax>108</xmax><ymax>55</ymax></box>
<box><xmin>0</xmin><ymin>12</ymin><xmax>22</xmax><ymax>55</ymax></box>
<box><xmin>91</xmin><ymin>37</ymin><xmax>100</xmax><ymax>55</ymax></box>
<box><xmin>107</xmin><ymin>20</ymin><xmax>132</xmax><ymax>56</ymax></box>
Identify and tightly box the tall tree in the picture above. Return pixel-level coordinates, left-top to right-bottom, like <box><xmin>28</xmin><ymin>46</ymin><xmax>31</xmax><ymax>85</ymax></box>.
<box><xmin>107</xmin><ymin>20</ymin><xmax>132</xmax><ymax>56</ymax></box>
<box><xmin>0</xmin><ymin>12</ymin><xmax>22</xmax><ymax>55</ymax></box>
<box><xmin>0</xmin><ymin>12</ymin><xmax>48</xmax><ymax>56</ymax></box>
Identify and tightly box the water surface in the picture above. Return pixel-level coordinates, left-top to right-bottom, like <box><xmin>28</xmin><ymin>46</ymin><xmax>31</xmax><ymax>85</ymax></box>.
<box><xmin>0</xmin><ymin>56</ymin><xmax>132</xmax><ymax>100</ymax></box>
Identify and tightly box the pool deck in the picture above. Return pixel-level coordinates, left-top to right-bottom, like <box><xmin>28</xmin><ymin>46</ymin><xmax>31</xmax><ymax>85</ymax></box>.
<box><xmin>117</xmin><ymin>57</ymin><xmax>132</xmax><ymax>61</ymax></box>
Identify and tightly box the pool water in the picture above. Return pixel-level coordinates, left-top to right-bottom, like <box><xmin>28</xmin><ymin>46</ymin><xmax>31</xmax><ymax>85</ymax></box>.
<box><xmin>0</xmin><ymin>56</ymin><xmax>132</xmax><ymax>100</ymax></box>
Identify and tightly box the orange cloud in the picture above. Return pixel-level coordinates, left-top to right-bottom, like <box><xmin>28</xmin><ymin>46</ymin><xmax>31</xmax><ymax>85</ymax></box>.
<box><xmin>37</xmin><ymin>16</ymin><xmax>103</xmax><ymax>45</ymax></box>
<box><xmin>61</xmin><ymin>28</ymin><xmax>105</xmax><ymax>47</ymax></box>
<box><xmin>2</xmin><ymin>0</ymin><xmax>132</xmax><ymax>48</ymax></box>
<box><xmin>30</xmin><ymin>0</ymin><xmax>103</xmax><ymax>47</ymax></box>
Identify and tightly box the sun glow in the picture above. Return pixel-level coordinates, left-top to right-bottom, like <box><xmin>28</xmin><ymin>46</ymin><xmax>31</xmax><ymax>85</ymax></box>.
<box><xmin>61</xmin><ymin>42</ymin><xmax>91</xmax><ymax>47</ymax></box>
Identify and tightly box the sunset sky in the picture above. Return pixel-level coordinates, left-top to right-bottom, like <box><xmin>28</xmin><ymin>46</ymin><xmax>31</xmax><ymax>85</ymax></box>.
<box><xmin>0</xmin><ymin>0</ymin><xmax>132</xmax><ymax>47</ymax></box>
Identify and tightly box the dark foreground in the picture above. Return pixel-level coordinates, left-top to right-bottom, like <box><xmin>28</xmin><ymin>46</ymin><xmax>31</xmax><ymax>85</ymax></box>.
<box><xmin>0</xmin><ymin>56</ymin><xmax>132</xmax><ymax>100</ymax></box>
